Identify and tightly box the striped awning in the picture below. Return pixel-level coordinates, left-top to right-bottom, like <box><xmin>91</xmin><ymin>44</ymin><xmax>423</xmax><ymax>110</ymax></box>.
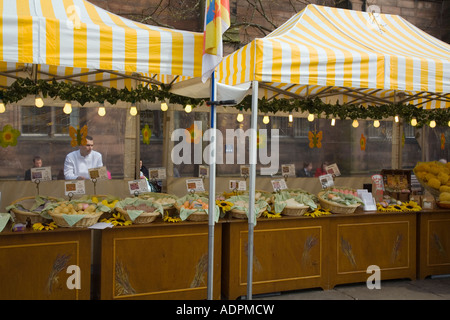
<box><xmin>217</xmin><ymin>4</ymin><xmax>450</xmax><ymax>109</ymax></box>
<box><xmin>0</xmin><ymin>0</ymin><xmax>203</xmax><ymax>89</ymax></box>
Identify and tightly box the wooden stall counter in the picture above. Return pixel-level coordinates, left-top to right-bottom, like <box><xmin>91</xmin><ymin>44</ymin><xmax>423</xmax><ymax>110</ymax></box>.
<box><xmin>0</xmin><ymin>223</ymin><xmax>91</xmax><ymax>300</ymax></box>
<box><xmin>98</xmin><ymin>219</ymin><xmax>222</xmax><ymax>300</ymax></box>
<box><xmin>418</xmin><ymin>209</ymin><xmax>450</xmax><ymax>279</ymax></box>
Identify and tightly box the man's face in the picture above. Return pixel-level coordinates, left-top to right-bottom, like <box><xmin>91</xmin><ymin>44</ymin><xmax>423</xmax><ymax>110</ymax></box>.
<box><xmin>34</xmin><ymin>159</ymin><xmax>42</xmax><ymax>167</ymax></box>
<box><xmin>80</xmin><ymin>139</ymin><xmax>94</xmax><ymax>156</ymax></box>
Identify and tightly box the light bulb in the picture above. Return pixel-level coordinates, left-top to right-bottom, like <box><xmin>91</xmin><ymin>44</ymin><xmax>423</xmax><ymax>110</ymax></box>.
<box><xmin>35</xmin><ymin>97</ymin><xmax>44</xmax><ymax>108</ymax></box>
<box><xmin>410</xmin><ymin>118</ymin><xmax>417</xmax><ymax>127</ymax></box>
<box><xmin>263</xmin><ymin>115</ymin><xmax>270</xmax><ymax>124</ymax></box>
<box><xmin>448</xmin><ymin>120</ymin><xmax>450</xmax><ymax>127</ymax></box>
<box><xmin>63</xmin><ymin>102</ymin><xmax>72</xmax><ymax>114</ymax></box>
<box><xmin>130</xmin><ymin>106</ymin><xmax>138</xmax><ymax>116</ymax></box>
<box><xmin>394</xmin><ymin>115</ymin><xmax>399</xmax><ymax>123</ymax></box>
<box><xmin>352</xmin><ymin>119</ymin><xmax>359</xmax><ymax>128</ymax></box>
<box><xmin>289</xmin><ymin>113</ymin><xmax>293</xmax><ymax>123</ymax></box>
<box><xmin>331</xmin><ymin>118</ymin><xmax>335</xmax><ymax>126</ymax></box>
<box><xmin>0</xmin><ymin>100</ymin><xmax>5</xmax><ymax>113</ymax></box>
<box><xmin>237</xmin><ymin>113</ymin><xmax>244</xmax><ymax>122</ymax></box>
<box><xmin>307</xmin><ymin>113</ymin><xmax>314</xmax><ymax>122</ymax></box>
<box><xmin>161</xmin><ymin>102</ymin><xmax>168</xmax><ymax>111</ymax></box>
<box><xmin>98</xmin><ymin>107</ymin><xmax>106</xmax><ymax>117</ymax></box>
<box><xmin>429</xmin><ymin>120</ymin><xmax>436</xmax><ymax>128</ymax></box>
<box><xmin>185</xmin><ymin>104</ymin><xmax>192</xmax><ymax>113</ymax></box>
<box><xmin>374</xmin><ymin>120</ymin><xmax>380</xmax><ymax>128</ymax></box>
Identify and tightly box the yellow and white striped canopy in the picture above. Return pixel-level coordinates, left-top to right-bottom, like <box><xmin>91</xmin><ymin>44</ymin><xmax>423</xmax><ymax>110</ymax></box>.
<box><xmin>0</xmin><ymin>0</ymin><xmax>203</xmax><ymax>89</ymax></box>
<box><xmin>217</xmin><ymin>4</ymin><xmax>450</xmax><ymax>109</ymax></box>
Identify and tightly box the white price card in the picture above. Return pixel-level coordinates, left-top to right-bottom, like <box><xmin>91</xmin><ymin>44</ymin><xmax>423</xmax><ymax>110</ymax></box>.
<box><xmin>326</xmin><ymin>163</ymin><xmax>341</xmax><ymax>177</ymax></box>
<box><xmin>128</xmin><ymin>179</ymin><xmax>150</xmax><ymax>195</ymax></box>
<box><xmin>281</xmin><ymin>164</ymin><xmax>296</xmax><ymax>177</ymax></box>
<box><xmin>149</xmin><ymin>167</ymin><xmax>167</xmax><ymax>180</ymax></box>
<box><xmin>64</xmin><ymin>180</ymin><xmax>86</xmax><ymax>196</ymax></box>
<box><xmin>319</xmin><ymin>174</ymin><xmax>335</xmax><ymax>189</ymax></box>
<box><xmin>186</xmin><ymin>178</ymin><xmax>205</xmax><ymax>193</ymax></box>
<box><xmin>199</xmin><ymin>165</ymin><xmax>209</xmax><ymax>178</ymax></box>
<box><xmin>240</xmin><ymin>165</ymin><xmax>250</xmax><ymax>177</ymax></box>
<box><xmin>229</xmin><ymin>180</ymin><xmax>246</xmax><ymax>191</ymax></box>
<box><xmin>271</xmin><ymin>179</ymin><xmax>287</xmax><ymax>192</ymax></box>
<box><xmin>89</xmin><ymin>166</ymin><xmax>108</xmax><ymax>181</ymax></box>
<box><xmin>31</xmin><ymin>166</ymin><xmax>52</xmax><ymax>182</ymax></box>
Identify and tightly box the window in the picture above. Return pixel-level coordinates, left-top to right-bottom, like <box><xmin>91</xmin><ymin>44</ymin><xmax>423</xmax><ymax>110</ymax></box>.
<box><xmin>21</xmin><ymin>106</ymin><xmax>79</xmax><ymax>136</ymax></box>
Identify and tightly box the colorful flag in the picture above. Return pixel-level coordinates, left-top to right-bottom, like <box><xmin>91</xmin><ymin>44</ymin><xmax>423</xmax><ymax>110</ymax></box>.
<box><xmin>202</xmin><ymin>0</ymin><xmax>230</xmax><ymax>82</ymax></box>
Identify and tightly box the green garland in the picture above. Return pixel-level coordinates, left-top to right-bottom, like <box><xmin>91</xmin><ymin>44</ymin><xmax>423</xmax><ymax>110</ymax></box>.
<box><xmin>1</xmin><ymin>78</ymin><xmax>449</xmax><ymax>128</ymax></box>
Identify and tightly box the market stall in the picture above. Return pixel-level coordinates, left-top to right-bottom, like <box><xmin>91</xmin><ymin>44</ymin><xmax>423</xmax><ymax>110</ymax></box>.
<box><xmin>214</xmin><ymin>4</ymin><xmax>450</xmax><ymax>298</ymax></box>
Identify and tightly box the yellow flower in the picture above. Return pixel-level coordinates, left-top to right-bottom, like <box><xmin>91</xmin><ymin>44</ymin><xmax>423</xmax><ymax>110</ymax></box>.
<box><xmin>163</xmin><ymin>215</ymin><xmax>181</xmax><ymax>223</ymax></box>
<box><xmin>262</xmin><ymin>210</ymin><xmax>282</xmax><ymax>218</ymax></box>
<box><xmin>0</xmin><ymin>124</ymin><xmax>21</xmax><ymax>148</ymax></box>
<box><xmin>216</xmin><ymin>200</ymin><xmax>233</xmax><ymax>212</ymax></box>
<box><xmin>401</xmin><ymin>201</ymin><xmax>422</xmax><ymax>212</ymax></box>
<box><xmin>306</xmin><ymin>207</ymin><xmax>331</xmax><ymax>217</ymax></box>
<box><xmin>102</xmin><ymin>213</ymin><xmax>131</xmax><ymax>226</ymax></box>
<box><xmin>32</xmin><ymin>222</ymin><xmax>58</xmax><ymax>231</ymax></box>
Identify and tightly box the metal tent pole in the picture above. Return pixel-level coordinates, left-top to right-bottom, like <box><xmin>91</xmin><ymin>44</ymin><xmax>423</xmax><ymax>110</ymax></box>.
<box><xmin>247</xmin><ymin>80</ymin><xmax>259</xmax><ymax>300</ymax></box>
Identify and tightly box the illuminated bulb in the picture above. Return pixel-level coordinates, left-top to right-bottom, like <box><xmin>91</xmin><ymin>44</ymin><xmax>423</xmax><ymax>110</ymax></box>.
<box><xmin>410</xmin><ymin>118</ymin><xmax>417</xmax><ymax>127</ymax></box>
<box><xmin>185</xmin><ymin>104</ymin><xmax>192</xmax><ymax>113</ymax></box>
<box><xmin>448</xmin><ymin>120</ymin><xmax>450</xmax><ymax>127</ymax></box>
<box><xmin>63</xmin><ymin>102</ymin><xmax>72</xmax><ymax>114</ymax></box>
<box><xmin>429</xmin><ymin>120</ymin><xmax>436</xmax><ymax>128</ymax></box>
<box><xmin>98</xmin><ymin>107</ymin><xmax>106</xmax><ymax>117</ymax></box>
<box><xmin>130</xmin><ymin>106</ymin><xmax>138</xmax><ymax>116</ymax></box>
<box><xmin>237</xmin><ymin>112</ymin><xmax>244</xmax><ymax>122</ymax></box>
<box><xmin>35</xmin><ymin>97</ymin><xmax>44</xmax><ymax>108</ymax></box>
<box><xmin>352</xmin><ymin>119</ymin><xmax>359</xmax><ymax>128</ymax></box>
<box><xmin>263</xmin><ymin>115</ymin><xmax>270</xmax><ymax>124</ymax></box>
<box><xmin>0</xmin><ymin>100</ymin><xmax>5</xmax><ymax>113</ymax></box>
<box><xmin>373</xmin><ymin>120</ymin><xmax>380</xmax><ymax>128</ymax></box>
<box><xmin>331</xmin><ymin>118</ymin><xmax>335</xmax><ymax>126</ymax></box>
<box><xmin>161</xmin><ymin>102</ymin><xmax>168</xmax><ymax>111</ymax></box>
<box><xmin>307</xmin><ymin>113</ymin><xmax>314</xmax><ymax>122</ymax></box>
<box><xmin>394</xmin><ymin>115</ymin><xmax>399</xmax><ymax>123</ymax></box>
<box><xmin>289</xmin><ymin>113</ymin><xmax>293</xmax><ymax>123</ymax></box>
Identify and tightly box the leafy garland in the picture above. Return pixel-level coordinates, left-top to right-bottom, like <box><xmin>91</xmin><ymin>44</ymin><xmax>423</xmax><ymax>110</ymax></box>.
<box><xmin>1</xmin><ymin>78</ymin><xmax>449</xmax><ymax>128</ymax></box>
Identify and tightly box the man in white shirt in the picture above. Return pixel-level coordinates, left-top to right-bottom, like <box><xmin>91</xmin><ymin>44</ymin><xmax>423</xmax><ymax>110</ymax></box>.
<box><xmin>64</xmin><ymin>135</ymin><xmax>103</xmax><ymax>180</ymax></box>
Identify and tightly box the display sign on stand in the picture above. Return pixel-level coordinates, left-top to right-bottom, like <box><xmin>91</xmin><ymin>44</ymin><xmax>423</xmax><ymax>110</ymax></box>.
<box><xmin>281</xmin><ymin>164</ymin><xmax>296</xmax><ymax>180</ymax></box>
<box><xmin>240</xmin><ymin>165</ymin><xmax>250</xmax><ymax>180</ymax></box>
<box><xmin>326</xmin><ymin>163</ymin><xmax>341</xmax><ymax>177</ymax></box>
<box><xmin>88</xmin><ymin>166</ymin><xmax>108</xmax><ymax>181</ymax></box>
<box><xmin>271</xmin><ymin>178</ymin><xmax>287</xmax><ymax>192</ymax></box>
<box><xmin>128</xmin><ymin>179</ymin><xmax>150</xmax><ymax>195</ymax></box>
<box><xmin>31</xmin><ymin>166</ymin><xmax>52</xmax><ymax>195</ymax></box>
<box><xmin>199</xmin><ymin>165</ymin><xmax>209</xmax><ymax>179</ymax></box>
<box><xmin>357</xmin><ymin>189</ymin><xmax>377</xmax><ymax>211</ymax></box>
<box><xmin>65</xmin><ymin>180</ymin><xmax>86</xmax><ymax>199</ymax></box>
<box><xmin>149</xmin><ymin>167</ymin><xmax>166</xmax><ymax>180</ymax></box>
<box><xmin>186</xmin><ymin>178</ymin><xmax>205</xmax><ymax>193</ymax></box>
<box><xmin>319</xmin><ymin>174</ymin><xmax>335</xmax><ymax>189</ymax></box>
<box><xmin>372</xmin><ymin>174</ymin><xmax>385</xmax><ymax>203</ymax></box>
<box><xmin>229</xmin><ymin>180</ymin><xmax>246</xmax><ymax>192</ymax></box>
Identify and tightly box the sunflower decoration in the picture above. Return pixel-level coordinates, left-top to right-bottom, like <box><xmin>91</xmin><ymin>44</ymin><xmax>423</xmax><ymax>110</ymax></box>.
<box><xmin>32</xmin><ymin>222</ymin><xmax>58</xmax><ymax>231</ymax></box>
<box><xmin>262</xmin><ymin>209</ymin><xmax>282</xmax><ymax>219</ymax></box>
<box><xmin>401</xmin><ymin>201</ymin><xmax>422</xmax><ymax>212</ymax></box>
<box><xmin>216</xmin><ymin>200</ymin><xmax>233</xmax><ymax>213</ymax></box>
<box><xmin>360</xmin><ymin>133</ymin><xmax>366</xmax><ymax>151</ymax></box>
<box><xmin>0</xmin><ymin>124</ymin><xmax>21</xmax><ymax>148</ymax></box>
<box><xmin>163</xmin><ymin>212</ymin><xmax>181</xmax><ymax>223</ymax></box>
<box><xmin>377</xmin><ymin>203</ymin><xmax>403</xmax><ymax>212</ymax></box>
<box><xmin>142</xmin><ymin>124</ymin><xmax>152</xmax><ymax>145</ymax></box>
<box><xmin>101</xmin><ymin>213</ymin><xmax>132</xmax><ymax>226</ymax></box>
<box><xmin>305</xmin><ymin>207</ymin><xmax>331</xmax><ymax>218</ymax></box>
<box><xmin>186</xmin><ymin>123</ymin><xmax>202</xmax><ymax>144</ymax></box>
<box><xmin>69</xmin><ymin>125</ymin><xmax>87</xmax><ymax>147</ymax></box>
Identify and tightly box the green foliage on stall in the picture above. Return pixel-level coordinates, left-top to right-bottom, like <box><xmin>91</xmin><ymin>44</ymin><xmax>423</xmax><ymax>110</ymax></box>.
<box><xmin>1</xmin><ymin>78</ymin><xmax>449</xmax><ymax>128</ymax></box>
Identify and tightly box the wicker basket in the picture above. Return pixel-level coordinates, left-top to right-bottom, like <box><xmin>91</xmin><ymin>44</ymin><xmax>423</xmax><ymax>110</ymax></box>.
<box><xmin>437</xmin><ymin>202</ymin><xmax>450</xmax><ymax>209</ymax></box>
<box><xmin>281</xmin><ymin>205</ymin><xmax>309</xmax><ymax>216</ymax></box>
<box><xmin>230</xmin><ymin>207</ymin><xmax>265</xmax><ymax>219</ymax></box>
<box><xmin>49</xmin><ymin>211</ymin><xmax>103</xmax><ymax>228</ymax></box>
<box><xmin>174</xmin><ymin>201</ymin><xmax>209</xmax><ymax>221</ymax></box>
<box><xmin>115</xmin><ymin>207</ymin><xmax>159</xmax><ymax>224</ymax></box>
<box><xmin>318</xmin><ymin>191</ymin><xmax>360</xmax><ymax>214</ymax></box>
<box><xmin>9</xmin><ymin>196</ymin><xmax>59</xmax><ymax>224</ymax></box>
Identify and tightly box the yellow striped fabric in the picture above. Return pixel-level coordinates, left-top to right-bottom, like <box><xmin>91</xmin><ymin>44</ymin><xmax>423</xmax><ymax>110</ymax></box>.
<box><xmin>0</xmin><ymin>0</ymin><xmax>204</xmax><ymax>88</ymax></box>
<box><xmin>217</xmin><ymin>4</ymin><xmax>450</xmax><ymax>109</ymax></box>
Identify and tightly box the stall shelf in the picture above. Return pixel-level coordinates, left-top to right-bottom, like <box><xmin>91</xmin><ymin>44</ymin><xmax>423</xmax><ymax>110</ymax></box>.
<box><xmin>0</xmin><ymin>224</ymin><xmax>91</xmax><ymax>300</ymax></box>
<box><xmin>221</xmin><ymin>210</ymin><xmax>418</xmax><ymax>300</ymax></box>
<box><xmin>418</xmin><ymin>209</ymin><xmax>450</xmax><ymax>279</ymax></box>
<box><xmin>98</xmin><ymin>220</ymin><xmax>222</xmax><ymax>300</ymax></box>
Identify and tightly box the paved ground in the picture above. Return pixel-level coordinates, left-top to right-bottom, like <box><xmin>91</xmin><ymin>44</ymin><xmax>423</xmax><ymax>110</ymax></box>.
<box><xmin>252</xmin><ymin>275</ymin><xmax>450</xmax><ymax>300</ymax></box>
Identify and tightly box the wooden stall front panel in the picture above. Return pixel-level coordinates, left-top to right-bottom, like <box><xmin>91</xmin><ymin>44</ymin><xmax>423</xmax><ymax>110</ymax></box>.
<box><xmin>100</xmin><ymin>222</ymin><xmax>222</xmax><ymax>300</ymax></box>
<box><xmin>328</xmin><ymin>212</ymin><xmax>417</xmax><ymax>288</ymax></box>
<box><xmin>418</xmin><ymin>211</ymin><xmax>450</xmax><ymax>279</ymax></box>
<box><xmin>222</xmin><ymin>217</ymin><xmax>328</xmax><ymax>300</ymax></box>
<box><xmin>0</xmin><ymin>228</ymin><xmax>91</xmax><ymax>300</ymax></box>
